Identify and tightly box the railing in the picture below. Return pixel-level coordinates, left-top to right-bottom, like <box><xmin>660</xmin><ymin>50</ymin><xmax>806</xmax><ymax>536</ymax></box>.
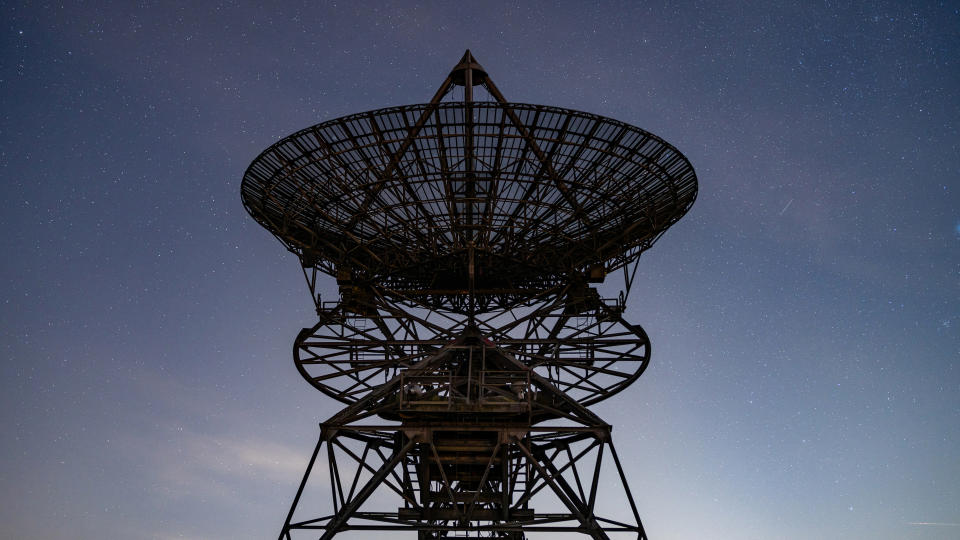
<box><xmin>478</xmin><ymin>370</ymin><xmax>531</xmax><ymax>406</ymax></box>
<box><xmin>399</xmin><ymin>371</ymin><xmax>454</xmax><ymax>409</ymax></box>
<box><xmin>399</xmin><ymin>370</ymin><xmax>531</xmax><ymax>413</ymax></box>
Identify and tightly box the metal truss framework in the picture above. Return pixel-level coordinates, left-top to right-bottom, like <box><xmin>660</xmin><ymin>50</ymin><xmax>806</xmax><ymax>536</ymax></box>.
<box><xmin>242</xmin><ymin>52</ymin><xmax>697</xmax><ymax>314</ymax></box>
<box><xmin>281</xmin><ymin>332</ymin><xmax>647</xmax><ymax>540</ymax></box>
<box><xmin>294</xmin><ymin>284</ymin><xmax>650</xmax><ymax>408</ymax></box>
<box><xmin>241</xmin><ymin>51</ymin><xmax>697</xmax><ymax>539</ymax></box>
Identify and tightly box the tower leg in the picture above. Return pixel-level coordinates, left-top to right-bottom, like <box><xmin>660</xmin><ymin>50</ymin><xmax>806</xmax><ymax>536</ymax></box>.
<box><xmin>318</xmin><ymin>437</ymin><xmax>416</xmax><ymax>539</ymax></box>
<box><xmin>279</xmin><ymin>433</ymin><xmax>324</xmax><ymax>540</ymax></box>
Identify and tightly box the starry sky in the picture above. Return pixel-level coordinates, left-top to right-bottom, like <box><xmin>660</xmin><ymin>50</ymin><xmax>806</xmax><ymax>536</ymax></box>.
<box><xmin>2</xmin><ymin>1</ymin><xmax>958</xmax><ymax>539</ymax></box>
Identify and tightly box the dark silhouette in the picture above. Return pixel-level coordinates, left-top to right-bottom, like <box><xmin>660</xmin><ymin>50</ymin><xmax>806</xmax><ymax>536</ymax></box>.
<box><xmin>242</xmin><ymin>50</ymin><xmax>697</xmax><ymax>539</ymax></box>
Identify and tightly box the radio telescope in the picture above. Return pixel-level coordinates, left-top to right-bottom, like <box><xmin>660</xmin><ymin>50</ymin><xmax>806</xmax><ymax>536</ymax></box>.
<box><xmin>242</xmin><ymin>50</ymin><xmax>697</xmax><ymax>539</ymax></box>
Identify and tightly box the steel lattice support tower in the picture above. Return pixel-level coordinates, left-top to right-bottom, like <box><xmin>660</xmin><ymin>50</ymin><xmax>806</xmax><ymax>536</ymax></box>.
<box><xmin>241</xmin><ymin>51</ymin><xmax>698</xmax><ymax>539</ymax></box>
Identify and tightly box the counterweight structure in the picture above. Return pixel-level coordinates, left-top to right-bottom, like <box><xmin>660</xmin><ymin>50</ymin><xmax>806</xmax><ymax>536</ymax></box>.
<box><xmin>241</xmin><ymin>51</ymin><xmax>697</xmax><ymax>539</ymax></box>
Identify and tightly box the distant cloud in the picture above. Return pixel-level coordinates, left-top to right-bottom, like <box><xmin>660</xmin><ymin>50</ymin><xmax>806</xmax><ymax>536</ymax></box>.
<box><xmin>907</xmin><ymin>522</ymin><xmax>960</xmax><ymax>527</ymax></box>
<box><xmin>151</xmin><ymin>431</ymin><xmax>325</xmax><ymax>500</ymax></box>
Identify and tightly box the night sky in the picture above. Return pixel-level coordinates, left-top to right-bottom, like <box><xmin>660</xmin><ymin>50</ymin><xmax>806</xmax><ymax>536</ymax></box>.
<box><xmin>2</xmin><ymin>2</ymin><xmax>958</xmax><ymax>539</ymax></box>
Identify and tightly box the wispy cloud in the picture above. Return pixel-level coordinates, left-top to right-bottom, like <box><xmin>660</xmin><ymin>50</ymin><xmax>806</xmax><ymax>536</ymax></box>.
<box><xmin>140</xmin><ymin>429</ymin><xmax>328</xmax><ymax>506</ymax></box>
<box><xmin>118</xmin><ymin>370</ymin><xmax>323</xmax><ymax>498</ymax></box>
<box><xmin>907</xmin><ymin>522</ymin><xmax>960</xmax><ymax>527</ymax></box>
<box><xmin>166</xmin><ymin>432</ymin><xmax>313</xmax><ymax>483</ymax></box>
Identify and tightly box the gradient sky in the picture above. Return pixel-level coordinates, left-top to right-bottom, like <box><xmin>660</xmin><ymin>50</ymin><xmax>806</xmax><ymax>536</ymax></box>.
<box><xmin>2</xmin><ymin>2</ymin><xmax>958</xmax><ymax>539</ymax></box>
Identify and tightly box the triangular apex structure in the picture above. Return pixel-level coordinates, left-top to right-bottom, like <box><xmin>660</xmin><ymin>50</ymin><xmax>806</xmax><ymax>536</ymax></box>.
<box><xmin>242</xmin><ymin>50</ymin><xmax>699</xmax><ymax>539</ymax></box>
<box><xmin>449</xmin><ymin>50</ymin><xmax>489</xmax><ymax>88</ymax></box>
<box><xmin>430</xmin><ymin>49</ymin><xmax>505</xmax><ymax>104</ymax></box>
<box><xmin>280</xmin><ymin>329</ymin><xmax>647</xmax><ymax>539</ymax></box>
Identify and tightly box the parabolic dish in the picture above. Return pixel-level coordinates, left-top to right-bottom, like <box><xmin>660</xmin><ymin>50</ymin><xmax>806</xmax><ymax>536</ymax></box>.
<box><xmin>241</xmin><ymin>101</ymin><xmax>697</xmax><ymax>296</ymax></box>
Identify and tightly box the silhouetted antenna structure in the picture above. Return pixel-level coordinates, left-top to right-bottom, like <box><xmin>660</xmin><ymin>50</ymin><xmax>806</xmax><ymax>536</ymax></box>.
<box><xmin>242</xmin><ymin>51</ymin><xmax>697</xmax><ymax>539</ymax></box>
